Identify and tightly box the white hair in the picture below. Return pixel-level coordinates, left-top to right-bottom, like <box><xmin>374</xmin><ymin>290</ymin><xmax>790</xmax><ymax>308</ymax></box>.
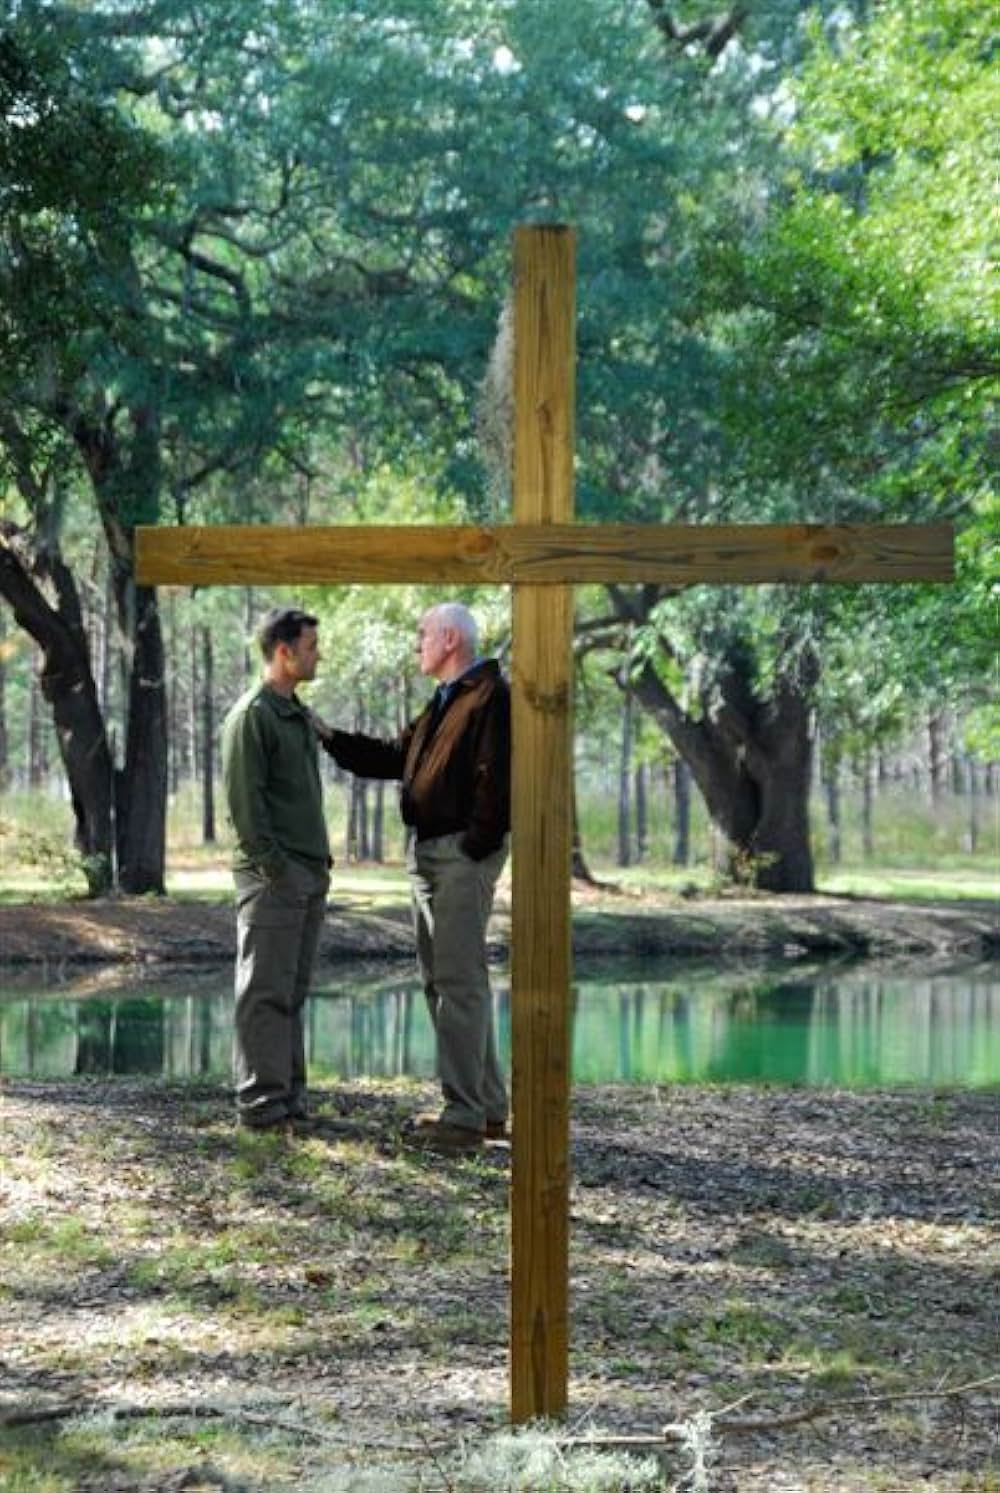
<box><xmin>427</xmin><ymin>602</ymin><xmax>478</xmax><ymax>655</ymax></box>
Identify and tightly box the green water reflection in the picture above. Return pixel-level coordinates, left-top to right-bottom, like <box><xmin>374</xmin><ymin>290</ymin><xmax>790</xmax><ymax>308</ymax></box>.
<box><xmin>1</xmin><ymin>961</ymin><xmax>997</xmax><ymax>1087</ymax></box>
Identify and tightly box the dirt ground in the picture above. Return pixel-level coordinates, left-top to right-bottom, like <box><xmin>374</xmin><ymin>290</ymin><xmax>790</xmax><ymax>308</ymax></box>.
<box><xmin>1</xmin><ymin>887</ymin><xmax>997</xmax><ymax>969</ymax></box>
<box><xmin>1</xmin><ymin>1076</ymin><xmax>997</xmax><ymax>1492</ymax></box>
<box><xmin>2</xmin><ymin>893</ymin><xmax>997</xmax><ymax>1489</ymax></box>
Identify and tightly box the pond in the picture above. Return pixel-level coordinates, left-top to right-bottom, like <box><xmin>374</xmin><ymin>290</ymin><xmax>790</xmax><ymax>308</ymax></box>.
<box><xmin>2</xmin><ymin>959</ymin><xmax>997</xmax><ymax>1087</ymax></box>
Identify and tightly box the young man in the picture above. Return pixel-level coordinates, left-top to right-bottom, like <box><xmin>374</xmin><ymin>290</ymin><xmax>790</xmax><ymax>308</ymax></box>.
<box><xmin>222</xmin><ymin>606</ymin><xmax>331</xmax><ymax>1130</ymax></box>
<box><xmin>317</xmin><ymin>602</ymin><xmax>510</xmax><ymax>1155</ymax></box>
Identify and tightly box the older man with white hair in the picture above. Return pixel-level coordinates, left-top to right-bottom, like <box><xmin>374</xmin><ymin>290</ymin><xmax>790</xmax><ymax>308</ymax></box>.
<box><xmin>316</xmin><ymin>602</ymin><xmax>511</xmax><ymax>1155</ymax></box>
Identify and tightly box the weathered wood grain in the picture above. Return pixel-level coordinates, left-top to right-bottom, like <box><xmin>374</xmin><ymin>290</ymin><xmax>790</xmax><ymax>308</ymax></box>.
<box><xmin>136</xmin><ymin>520</ymin><xmax>954</xmax><ymax>587</ymax></box>
<box><xmin>509</xmin><ymin>225</ymin><xmax>575</xmax><ymax>1423</ymax></box>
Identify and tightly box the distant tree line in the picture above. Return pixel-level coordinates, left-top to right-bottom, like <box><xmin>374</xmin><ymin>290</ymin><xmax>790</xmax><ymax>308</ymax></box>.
<box><xmin>1</xmin><ymin>576</ymin><xmax>993</xmax><ymax>876</ymax></box>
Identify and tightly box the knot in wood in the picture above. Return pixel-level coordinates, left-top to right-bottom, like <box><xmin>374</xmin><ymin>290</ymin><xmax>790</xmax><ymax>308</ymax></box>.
<box><xmin>519</xmin><ymin>680</ymin><xmax>570</xmax><ymax>714</ymax></box>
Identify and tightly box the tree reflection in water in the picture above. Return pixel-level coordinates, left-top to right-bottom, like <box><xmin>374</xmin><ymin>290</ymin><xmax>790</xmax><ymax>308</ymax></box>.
<box><xmin>1</xmin><ymin>962</ymin><xmax>997</xmax><ymax>1088</ymax></box>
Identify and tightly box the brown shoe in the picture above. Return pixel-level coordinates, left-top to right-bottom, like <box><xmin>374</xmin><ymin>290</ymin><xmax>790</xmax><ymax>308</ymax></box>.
<box><xmin>414</xmin><ymin>1112</ymin><xmax>508</xmax><ymax>1140</ymax></box>
<box><xmin>406</xmin><ymin>1121</ymin><xmax>483</xmax><ymax>1155</ymax></box>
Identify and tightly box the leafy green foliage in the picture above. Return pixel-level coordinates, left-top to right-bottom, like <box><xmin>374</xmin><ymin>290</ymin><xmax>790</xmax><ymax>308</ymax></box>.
<box><xmin>0</xmin><ymin>0</ymin><xmax>990</xmax><ymax>878</ymax></box>
<box><xmin>711</xmin><ymin>0</ymin><xmax>996</xmax><ymax>506</ymax></box>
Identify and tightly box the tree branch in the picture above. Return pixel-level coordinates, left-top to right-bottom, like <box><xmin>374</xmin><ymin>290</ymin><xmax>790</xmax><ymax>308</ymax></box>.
<box><xmin>645</xmin><ymin>1</ymin><xmax>749</xmax><ymax>59</ymax></box>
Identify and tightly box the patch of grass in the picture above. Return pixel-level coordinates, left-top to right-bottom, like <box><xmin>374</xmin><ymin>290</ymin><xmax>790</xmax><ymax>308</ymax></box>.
<box><xmin>3</xmin><ymin>1214</ymin><xmax>114</xmax><ymax>1269</ymax></box>
<box><xmin>784</xmin><ymin>1343</ymin><xmax>871</xmax><ymax>1387</ymax></box>
<box><xmin>818</xmin><ymin>867</ymin><xmax>998</xmax><ymax>901</ymax></box>
<box><xmin>729</xmin><ymin>1230</ymin><xmax>797</xmax><ymax>1270</ymax></box>
<box><xmin>0</xmin><ymin>1425</ymin><xmax>131</xmax><ymax>1493</ymax></box>
<box><xmin>701</xmin><ymin>1301</ymin><xmax>785</xmax><ymax>1354</ymax></box>
<box><xmin>829</xmin><ymin>1285</ymin><xmax>873</xmax><ymax>1315</ymax></box>
<box><xmin>0</xmin><ymin>1415</ymin><xmax>299</xmax><ymax>1493</ymax></box>
<box><xmin>957</xmin><ymin>1474</ymin><xmax>1000</xmax><ymax>1493</ymax></box>
<box><xmin>126</xmin><ymin>1234</ymin><xmax>244</xmax><ymax>1294</ymax></box>
<box><xmin>0</xmin><ymin>1441</ymin><xmax>81</xmax><ymax>1493</ymax></box>
<box><xmin>228</xmin><ymin>1126</ymin><xmax>291</xmax><ymax>1177</ymax></box>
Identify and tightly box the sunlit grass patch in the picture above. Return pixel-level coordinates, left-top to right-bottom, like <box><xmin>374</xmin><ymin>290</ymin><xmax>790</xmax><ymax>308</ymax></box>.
<box><xmin>0</xmin><ymin>1430</ymin><xmax>100</xmax><ymax>1493</ymax></box>
<box><xmin>818</xmin><ymin>867</ymin><xmax>999</xmax><ymax>901</ymax></box>
<box><xmin>696</xmin><ymin>1299</ymin><xmax>793</xmax><ymax>1364</ymax></box>
<box><xmin>3</xmin><ymin>1213</ymin><xmax>114</xmax><ymax>1271</ymax></box>
<box><xmin>781</xmin><ymin>1343</ymin><xmax>874</xmax><ymax>1388</ymax></box>
<box><xmin>126</xmin><ymin>1233</ymin><xmax>246</xmax><ymax>1294</ymax></box>
<box><xmin>0</xmin><ymin>1414</ymin><xmax>298</xmax><ymax>1493</ymax></box>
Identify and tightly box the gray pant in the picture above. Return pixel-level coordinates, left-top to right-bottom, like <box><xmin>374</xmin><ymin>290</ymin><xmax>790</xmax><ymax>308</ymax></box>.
<box><xmin>408</xmin><ymin>832</ymin><xmax>508</xmax><ymax>1133</ymax></box>
<box><xmin>233</xmin><ymin>856</ymin><xmax>330</xmax><ymax>1126</ymax></box>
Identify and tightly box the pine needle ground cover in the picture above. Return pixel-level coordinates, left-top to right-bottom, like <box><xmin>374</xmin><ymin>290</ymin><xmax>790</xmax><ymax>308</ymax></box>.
<box><xmin>1</xmin><ymin>1078</ymin><xmax>995</xmax><ymax>1492</ymax></box>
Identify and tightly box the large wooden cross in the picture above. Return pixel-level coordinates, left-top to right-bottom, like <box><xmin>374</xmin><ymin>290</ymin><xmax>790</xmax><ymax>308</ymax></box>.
<box><xmin>137</xmin><ymin>225</ymin><xmax>952</xmax><ymax>1423</ymax></box>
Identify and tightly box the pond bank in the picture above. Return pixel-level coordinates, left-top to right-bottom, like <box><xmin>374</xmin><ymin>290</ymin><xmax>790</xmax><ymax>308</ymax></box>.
<box><xmin>0</xmin><ymin>889</ymin><xmax>996</xmax><ymax>968</ymax></box>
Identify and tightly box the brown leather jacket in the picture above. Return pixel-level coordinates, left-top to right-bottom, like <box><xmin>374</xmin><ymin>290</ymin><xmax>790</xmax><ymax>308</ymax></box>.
<box><xmin>321</xmin><ymin>660</ymin><xmax>510</xmax><ymax>860</ymax></box>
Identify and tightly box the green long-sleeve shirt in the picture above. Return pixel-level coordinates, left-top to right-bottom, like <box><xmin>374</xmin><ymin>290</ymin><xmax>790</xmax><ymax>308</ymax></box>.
<box><xmin>222</xmin><ymin>684</ymin><xmax>330</xmax><ymax>879</ymax></box>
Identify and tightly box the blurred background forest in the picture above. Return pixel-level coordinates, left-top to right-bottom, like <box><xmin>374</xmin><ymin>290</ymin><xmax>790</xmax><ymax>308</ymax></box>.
<box><xmin>0</xmin><ymin>0</ymin><xmax>995</xmax><ymax>901</ymax></box>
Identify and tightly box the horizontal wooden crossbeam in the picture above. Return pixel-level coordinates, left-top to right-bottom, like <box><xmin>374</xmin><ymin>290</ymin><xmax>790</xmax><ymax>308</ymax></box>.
<box><xmin>136</xmin><ymin>520</ymin><xmax>953</xmax><ymax>588</ymax></box>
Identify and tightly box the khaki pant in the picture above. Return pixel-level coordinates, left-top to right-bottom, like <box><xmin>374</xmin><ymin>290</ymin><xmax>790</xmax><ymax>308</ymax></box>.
<box><xmin>233</xmin><ymin>856</ymin><xmax>330</xmax><ymax>1126</ymax></box>
<box><xmin>408</xmin><ymin>832</ymin><xmax>508</xmax><ymax>1133</ymax></box>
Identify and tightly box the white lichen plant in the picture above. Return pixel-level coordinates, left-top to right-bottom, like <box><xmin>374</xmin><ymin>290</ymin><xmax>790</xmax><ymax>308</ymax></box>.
<box><xmin>316</xmin><ymin>1414</ymin><xmax>717</xmax><ymax>1491</ymax></box>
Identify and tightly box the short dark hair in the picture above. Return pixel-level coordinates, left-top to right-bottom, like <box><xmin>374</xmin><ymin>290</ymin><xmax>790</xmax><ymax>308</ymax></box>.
<box><xmin>257</xmin><ymin>606</ymin><xmax>318</xmax><ymax>659</ymax></box>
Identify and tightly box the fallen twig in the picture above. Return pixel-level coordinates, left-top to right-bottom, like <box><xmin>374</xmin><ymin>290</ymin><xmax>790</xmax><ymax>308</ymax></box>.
<box><xmin>4</xmin><ymin>1373</ymin><xmax>995</xmax><ymax>1460</ymax></box>
<box><xmin>556</xmin><ymin>1373</ymin><xmax>1000</xmax><ymax>1447</ymax></box>
<box><xmin>0</xmin><ymin>1398</ymin><xmax>437</xmax><ymax>1452</ymax></box>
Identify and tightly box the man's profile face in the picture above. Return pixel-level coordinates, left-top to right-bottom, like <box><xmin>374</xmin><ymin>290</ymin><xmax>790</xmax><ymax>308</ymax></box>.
<box><xmin>416</xmin><ymin>613</ymin><xmax>451</xmax><ymax>679</ymax></box>
<box><xmin>284</xmin><ymin>624</ymin><xmax>320</xmax><ymax>683</ymax></box>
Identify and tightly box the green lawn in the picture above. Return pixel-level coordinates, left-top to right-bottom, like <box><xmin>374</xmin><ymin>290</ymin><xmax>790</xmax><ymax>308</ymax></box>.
<box><xmin>1</xmin><ymin>855</ymin><xmax>994</xmax><ymax>908</ymax></box>
<box><xmin>1</xmin><ymin>783</ymin><xmax>995</xmax><ymax>905</ymax></box>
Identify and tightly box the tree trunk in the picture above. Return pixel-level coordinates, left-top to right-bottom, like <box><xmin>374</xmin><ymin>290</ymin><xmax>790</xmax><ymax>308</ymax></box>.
<box><xmin>358</xmin><ymin>781</ymin><xmax>370</xmax><ymax>858</ymax></box>
<box><xmin>372</xmin><ymin>781</ymin><xmax>385</xmax><ymax>862</ymax></box>
<box><xmin>0</xmin><ymin>605</ymin><xmax>8</xmax><ymax>790</ymax></box>
<box><xmin>750</xmin><ymin>703</ymin><xmax>815</xmax><ymax>891</ymax></box>
<box><xmin>606</xmin><ymin>586</ymin><xmax>816</xmax><ymax>892</ymax></box>
<box><xmin>617</xmin><ymin>680</ymin><xmax>633</xmax><ymax>867</ymax></box>
<box><xmin>355</xmin><ymin>699</ymin><xmax>370</xmax><ymax>858</ymax></box>
<box><xmin>964</xmin><ymin>755</ymin><xmax>979</xmax><ymax>854</ymax></box>
<box><xmin>0</xmin><ymin>534</ymin><xmax>114</xmax><ymax>893</ymax></box>
<box><xmin>927</xmin><ymin>708</ymin><xmax>947</xmax><ymax>804</ymax></box>
<box><xmin>98</xmin><ymin>566</ymin><xmax>113</xmax><ymax>716</ymax></box>
<box><xmin>634</xmin><ymin>760</ymin><xmax>648</xmax><ymax>862</ymax></box>
<box><xmin>950</xmin><ymin>720</ymin><xmax>964</xmax><ymax>795</ymax></box>
<box><xmin>346</xmin><ymin>776</ymin><xmax>360</xmax><ymax>860</ymax></box>
<box><xmin>631</xmin><ymin>647</ymin><xmax>816</xmax><ymax>892</ymax></box>
<box><xmin>188</xmin><ymin>621</ymin><xmax>198</xmax><ymax>794</ymax></box>
<box><xmin>28</xmin><ymin>649</ymin><xmax>46</xmax><ymax>788</ymax></box>
<box><xmin>243</xmin><ymin>588</ymin><xmax>256</xmax><ymax>681</ymax></box>
<box><xmin>861</xmin><ymin>753</ymin><xmax>875</xmax><ymax>861</ymax></box>
<box><xmin>76</xmin><ymin>380</ymin><xmax>168</xmax><ymax>895</ymax></box>
<box><xmin>672</xmin><ymin>758</ymin><xmax>691</xmax><ymax>867</ymax></box>
<box><xmin>201</xmin><ymin>624</ymin><xmax>216</xmax><ymax>844</ymax></box>
<box><xmin>113</xmin><ymin>583</ymin><xmax>168</xmax><ymax>894</ymax></box>
<box><xmin>571</xmin><ymin>779</ymin><xmax>602</xmax><ymax>885</ymax></box>
<box><xmin>167</xmin><ymin>592</ymin><xmax>180</xmax><ymax>796</ymax></box>
<box><xmin>821</xmin><ymin>733</ymin><xmax>842</xmax><ymax>866</ymax></box>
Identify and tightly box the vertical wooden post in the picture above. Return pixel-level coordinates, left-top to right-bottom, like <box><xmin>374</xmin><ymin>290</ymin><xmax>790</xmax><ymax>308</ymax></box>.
<box><xmin>510</xmin><ymin>224</ymin><xmax>575</xmax><ymax>1422</ymax></box>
